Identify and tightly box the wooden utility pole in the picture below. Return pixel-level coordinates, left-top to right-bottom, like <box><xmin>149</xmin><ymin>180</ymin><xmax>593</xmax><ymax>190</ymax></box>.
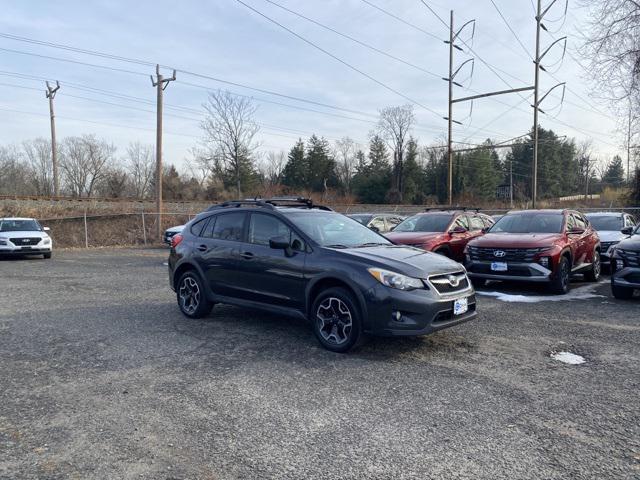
<box><xmin>45</xmin><ymin>81</ymin><xmax>61</xmax><ymax>196</ymax></box>
<box><xmin>150</xmin><ymin>65</ymin><xmax>176</xmax><ymax>241</ymax></box>
<box><xmin>532</xmin><ymin>0</ymin><xmax>542</xmax><ymax>208</ymax></box>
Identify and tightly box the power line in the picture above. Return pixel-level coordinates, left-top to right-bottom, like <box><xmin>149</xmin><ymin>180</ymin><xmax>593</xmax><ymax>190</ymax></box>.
<box><xmin>234</xmin><ymin>0</ymin><xmax>443</xmax><ymax>118</ymax></box>
<box><xmin>262</xmin><ymin>0</ymin><xmax>441</xmax><ymax>79</ymax></box>
<box><xmin>358</xmin><ymin>0</ymin><xmax>441</xmax><ymax>41</ymax></box>
<box><xmin>488</xmin><ymin>0</ymin><xmax>533</xmax><ymax>60</ymax></box>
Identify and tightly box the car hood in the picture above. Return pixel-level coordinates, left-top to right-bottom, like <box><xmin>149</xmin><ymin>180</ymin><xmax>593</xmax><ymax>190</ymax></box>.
<box><xmin>596</xmin><ymin>230</ymin><xmax>626</xmax><ymax>243</ymax></box>
<box><xmin>0</xmin><ymin>231</ymin><xmax>48</xmax><ymax>239</ymax></box>
<box><xmin>616</xmin><ymin>234</ymin><xmax>640</xmax><ymax>252</ymax></box>
<box><xmin>469</xmin><ymin>232</ymin><xmax>562</xmax><ymax>248</ymax></box>
<box><xmin>385</xmin><ymin>231</ymin><xmax>444</xmax><ymax>244</ymax></box>
<box><xmin>334</xmin><ymin>245</ymin><xmax>465</xmax><ymax>277</ymax></box>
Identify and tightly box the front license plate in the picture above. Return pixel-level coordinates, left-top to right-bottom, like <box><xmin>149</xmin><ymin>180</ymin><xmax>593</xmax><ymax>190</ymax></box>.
<box><xmin>491</xmin><ymin>261</ymin><xmax>508</xmax><ymax>272</ymax></box>
<box><xmin>20</xmin><ymin>246</ymin><xmax>32</xmax><ymax>250</ymax></box>
<box><xmin>453</xmin><ymin>297</ymin><xmax>468</xmax><ymax>316</ymax></box>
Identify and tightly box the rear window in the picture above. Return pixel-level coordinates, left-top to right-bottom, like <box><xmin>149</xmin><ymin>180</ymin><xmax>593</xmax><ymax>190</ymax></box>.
<box><xmin>586</xmin><ymin>215</ymin><xmax>623</xmax><ymax>231</ymax></box>
<box><xmin>190</xmin><ymin>218</ymin><xmax>208</xmax><ymax>236</ymax></box>
<box><xmin>490</xmin><ymin>213</ymin><xmax>563</xmax><ymax>234</ymax></box>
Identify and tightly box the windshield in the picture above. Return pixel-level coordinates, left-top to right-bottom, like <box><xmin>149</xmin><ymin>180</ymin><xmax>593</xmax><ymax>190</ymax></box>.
<box><xmin>490</xmin><ymin>213</ymin><xmax>563</xmax><ymax>234</ymax></box>
<box><xmin>0</xmin><ymin>219</ymin><xmax>42</xmax><ymax>232</ymax></box>
<box><xmin>393</xmin><ymin>214</ymin><xmax>451</xmax><ymax>233</ymax></box>
<box><xmin>585</xmin><ymin>215</ymin><xmax>622</xmax><ymax>231</ymax></box>
<box><xmin>348</xmin><ymin>214</ymin><xmax>372</xmax><ymax>225</ymax></box>
<box><xmin>287</xmin><ymin>212</ymin><xmax>391</xmax><ymax>248</ymax></box>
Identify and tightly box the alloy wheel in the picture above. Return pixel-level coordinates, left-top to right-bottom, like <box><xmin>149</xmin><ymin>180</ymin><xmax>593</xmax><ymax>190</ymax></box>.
<box><xmin>316</xmin><ymin>297</ymin><xmax>353</xmax><ymax>346</ymax></box>
<box><xmin>179</xmin><ymin>276</ymin><xmax>200</xmax><ymax>315</ymax></box>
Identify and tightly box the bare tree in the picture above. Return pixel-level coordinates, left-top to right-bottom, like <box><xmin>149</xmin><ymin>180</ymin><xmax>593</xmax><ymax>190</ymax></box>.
<box><xmin>0</xmin><ymin>145</ymin><xmax>33</xmax><ymax>195</ymax></box>
<box><xmin>200</xmin><ymin>90</ymin><xmax>260</xmax><ymax>198</ymax></box>
<box><xmin>333</xmin><ymin>137</ymin><xmax>357</xmax><ymax>194</ymax></box>
<box><xmin>580</xmin><ymin>0</ymin><xmax>640</xmax><ymax>108</ymax></box>
<box><xmin>61</xmin><ymin>135</ymin><xmax>115</xmax><ymax>197</ymax></box>
<box><xmin>123</xmin><ymin>142</ymin><xmax>154</xmax><ymax>199</ymax></box>
<box><xmin>22</xmin><ymin>138</ymin><xmax>53</xmax><ymax>195</ymax></box>
<box><xmin>262</xmin><ymin>150</ymin><xmax>287</xmax><ymax>185</ymax></box>
<box><xmin>376</xmin><ymin>105</ymin><xmax>415</xmax><ymax>202</ymax></box>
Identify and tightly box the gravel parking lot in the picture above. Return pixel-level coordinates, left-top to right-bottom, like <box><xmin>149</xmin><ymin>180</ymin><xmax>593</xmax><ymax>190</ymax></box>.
<box><xmin>1</xmin><ymin>248</ymin><xmax>639</xmax><ymax>479</ymax></box>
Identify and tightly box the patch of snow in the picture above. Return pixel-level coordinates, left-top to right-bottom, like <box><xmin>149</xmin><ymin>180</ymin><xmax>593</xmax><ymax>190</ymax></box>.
<box><xmin>162</xmin><ymin>262</ymin><xmax>168</xmax><ymax>266</ymax></box>
<box><xmin>477</xmin><ymin>281</ymin><xmax>606</xmax><ymax>303</ymax></box>
<box><xmin>551</xmin><ymin>351</ymin><xmax>586</xmax><ymax>365</ymax></box>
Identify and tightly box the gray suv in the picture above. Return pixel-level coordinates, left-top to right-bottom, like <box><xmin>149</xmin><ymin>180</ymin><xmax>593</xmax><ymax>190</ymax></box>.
<box><xmin>168</xmin><ymin>198</ymin><xmax>476</xmax><ymax>352</ymax></box>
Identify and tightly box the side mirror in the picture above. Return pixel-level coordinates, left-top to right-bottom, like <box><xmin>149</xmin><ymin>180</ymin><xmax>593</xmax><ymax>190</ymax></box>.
<box><xmin>43</xmin><ymin>227</ymin><xmax>51</xmax><ymax>232</ymax></box>
<box><xmin>481</xmin><ymin>227</ymin><xmax>490</xmax><ymax>234</ymax></box>
<box><xmin>621</xmin><ymin>226</ymin><xmax>633</xmax><ymax>235</ymax></box>
<box><xmin>269</xmin><ymin>236</ymin><xmax>293</xmax><ymax>256</ymax></box>
<box><xmin>369</xmin><ymin>225</ymin><xmax>380</xmax><ymax>233</ymax></box>
<box><xmin>449</xmin><ymin>226</ymin><xmax>467</xmax><ymax>234</ymax></box>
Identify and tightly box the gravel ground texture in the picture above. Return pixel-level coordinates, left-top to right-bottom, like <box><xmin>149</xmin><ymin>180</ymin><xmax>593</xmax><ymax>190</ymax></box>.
<box><xmin>1</xmin><ymin>248</ymin><xmax>638</xmax><ymax>480</ymax></box>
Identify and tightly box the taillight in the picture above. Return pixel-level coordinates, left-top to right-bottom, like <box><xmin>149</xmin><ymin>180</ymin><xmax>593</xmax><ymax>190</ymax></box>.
<box><xmin>171</xmin><ymin>233</ymin><xmax>183</xmax><ymax>248</ymax></box>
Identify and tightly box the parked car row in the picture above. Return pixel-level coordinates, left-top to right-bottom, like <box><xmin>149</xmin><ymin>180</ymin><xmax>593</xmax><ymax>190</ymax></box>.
<box><xmin>165</xmin><ymin>199</ymin><xmax>639</xmax><ymax>353</ymax></box>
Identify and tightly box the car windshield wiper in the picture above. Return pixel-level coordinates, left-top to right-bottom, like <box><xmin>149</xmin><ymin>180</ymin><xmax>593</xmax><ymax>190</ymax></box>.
<box><xmin>324</xmin><ymin>243</ymin><xmax>350</xmax><ymax>249</ymax></box>
<box><xmin>355</xmin><ymin>242</ymin><xmax>389</xmax><ymax>248</ymax></box>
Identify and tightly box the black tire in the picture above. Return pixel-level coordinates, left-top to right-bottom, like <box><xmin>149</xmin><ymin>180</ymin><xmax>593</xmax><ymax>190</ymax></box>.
<box><xmin>471</xmin><ymin>278</ymin><xmax>487</xmax><ymax>288</ymax></box>
<box><xmin>611</xmin><ymin>282</ymin><xmax>634</xmax><ymax>300</ymax></box>
<box><xmin>176</xmin><ymin>270</ymin><xmax>213</xmax><ymax>319</ymax></box>
<box><xmin>584</xmin><ymin>249</ymin><xmax>601</xmax><ymax>282</ymax></box>
<box><xmin>311</xmin><ymin>287</ymin><xmax>361</xmax><ymax>353</ymax></box>
<box><xmin>549</xmin><ymin>256</ymin><xmax>570</xmax><ymax>294</ymax></box>
<box><xmin>43</xmin><ymin>252</ymin><xmax>52</xmax><ymax>259</ymax></box>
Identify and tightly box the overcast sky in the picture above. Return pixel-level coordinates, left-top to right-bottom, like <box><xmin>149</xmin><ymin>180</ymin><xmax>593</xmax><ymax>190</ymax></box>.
<box><xmin>0</xmin><ymin>0</ymin><xmax>623</xmax><ymax>170</ymax></box>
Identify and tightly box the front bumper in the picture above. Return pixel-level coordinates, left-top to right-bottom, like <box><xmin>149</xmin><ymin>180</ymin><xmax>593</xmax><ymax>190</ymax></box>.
<box><xmin>0</xmin><ymin>244</ymin><xmax>51</xmax><ymax>255</ymax></box>
<box><xmin>363</xmin><ymin>283</ymin><xmax>477</xmax><ymax>336</ymax></box>
<box><xmin>611</xmin><ymin>267</ymin><xmax>640</xmax><ymax>289</ymax></box>
<box><xmin>466</xmin><ymin>260</ymin><xmax>552</xmax><ymax>283</ymax></box>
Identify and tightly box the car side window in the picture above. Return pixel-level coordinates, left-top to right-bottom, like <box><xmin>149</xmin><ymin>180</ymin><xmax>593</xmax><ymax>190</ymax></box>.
<box><xmin>211</xmin><ymin>212</ymin><xmax>245</xmax><ymax>241</ymax></box>
<box><xmin>566</xmin><ymin>214</ymin><xmax>576</xmax><ymax>231</ymax></box>
<box><xmin>370</xmin><ymin>216</ymin><xmax>385</xmax><ymax>231</ymax></box>
<box><xmin>190</xmin><ymin>218</ymin><xmax>208</xmax><ymax>236</ymax></box>
<box><xmin>469</xmin><ymin>215</ymin><xmax>485</xmax><ymax>231</ymax></box>
<box><xmin>454</xmin><ymin>215</ymin><xmax>469</xmax><ymax>230</ymax></box>
<box><xmin>626</xmin><ymin>215</ymin><xmax>637</xmax><ymax>227</ymax></box>
<box><xmin>248</xmin><ymin>213</ymin><xmax>291</xmax><ymax>246</ymax></box>
<box><xmin>201</xmin><ymin>216</ymin><xmax>217</xmax><ymax>238</ymax></box>
<box><xmin>574</xmin><ymin>214</ymin><xmax>587</xmax><ymax>229</ymax></box>
<box><xmin>481</xmin><ymin>214</ymin><xmax>495</xmax><ymax>228</ymax></box>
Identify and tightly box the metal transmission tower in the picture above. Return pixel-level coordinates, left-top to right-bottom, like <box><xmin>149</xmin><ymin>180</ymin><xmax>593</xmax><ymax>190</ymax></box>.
<box><xmin>444</xmin><ymin>11</ymin><xmax>533</xmax><ymax>206</ymax></box>
<box><xmin>150</xmin><ymin>64</ymin><xmax>176</xmax><ymax>241</ymax></box>
<box><xmin>45</xmin><ymin>81</ymin><xmax>61</xmax><ymax>196</ymax></box>
<box><xmin>532</xmin><ymin>0</ymin><xmax>567</xmax><ymax>207</ymax></box>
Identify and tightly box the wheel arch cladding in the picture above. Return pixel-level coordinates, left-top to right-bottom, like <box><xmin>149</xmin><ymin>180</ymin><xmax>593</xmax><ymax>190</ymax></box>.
<box><xmin>173</xmin><ymin>262</ymin><xmax>202</xmax><ymax>290</ymax></box>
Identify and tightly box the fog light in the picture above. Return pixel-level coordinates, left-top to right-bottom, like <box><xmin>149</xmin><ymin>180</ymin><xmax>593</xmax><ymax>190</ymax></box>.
<box><xmin>538</xmin><ymin>256</ymin><xmax>550</xmax><ymax>268</ymax></box>
<box><xmin>616</xmin><ymin>259</ymin><xmax>625</xmax><ymax>270</ymax></box>
<box><xmin>392</xmin><ymin>310</ymin><xmax>404</xmax><ymax>323</ymax></box>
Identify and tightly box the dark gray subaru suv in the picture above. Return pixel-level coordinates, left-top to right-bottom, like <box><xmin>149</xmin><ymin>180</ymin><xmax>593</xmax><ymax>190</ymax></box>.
<box><xmin>168</xmin><ymin>198</ymin><xmax>476</xmax><ymax>352</ymax></box>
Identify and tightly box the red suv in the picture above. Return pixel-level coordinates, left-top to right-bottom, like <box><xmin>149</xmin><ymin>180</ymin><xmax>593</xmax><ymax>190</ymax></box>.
<box><xmin>385</xmin><ymin>210</ymin><xmax>494</xmax><ymax>262</ymax></box>
<box><xmin>465</xmin><ymin>209</ymin><xmax>601</xmax><ymax>294</ymax></box>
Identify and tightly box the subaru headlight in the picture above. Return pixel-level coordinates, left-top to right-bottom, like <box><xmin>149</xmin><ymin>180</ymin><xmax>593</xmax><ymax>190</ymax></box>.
<box><xmin>368</xmin><ymin>268</ymin><xmax>424</xmax><ymax>291</ymax></box>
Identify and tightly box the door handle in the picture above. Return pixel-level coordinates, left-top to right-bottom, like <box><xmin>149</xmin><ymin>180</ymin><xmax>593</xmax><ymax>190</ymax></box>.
<box><xmin>240</xmin><ymin>251</ymin><xmax>254</xmax><ymax>259</ymax></box>
<box><xmin>197</xmin><ymin>244</ymin><xmax>208</xmax><ymax>252</ymax></box>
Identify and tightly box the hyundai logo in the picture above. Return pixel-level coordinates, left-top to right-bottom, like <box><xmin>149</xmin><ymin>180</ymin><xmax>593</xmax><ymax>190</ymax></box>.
<box><xmin>493</xmin><ymin>250</ymin><xmax>506</xmax><ymax>258</ymax></box>
<box><xmin>447</xmin><ymin>275</ymin><xmax>460</xmax><ymax>287</ymax></box>
<box><xmin>22</xmin><ymin>239</ymin><xmax>29</xmax><ymax>243</ymax></box>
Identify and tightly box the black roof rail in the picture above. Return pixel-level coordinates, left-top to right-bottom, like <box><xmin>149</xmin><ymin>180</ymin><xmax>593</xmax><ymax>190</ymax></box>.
<box><xmin>424</xmin><ymin>206</ymin><xmax>481</xmax><ymax>212</ymax></box>
<box><xmin>206</xmin><ymin>197</ymin><xmax>333</xmax><ymax>211</ymax></box>
<box><xmin>207</xmin><ymin>200</ymin><xmax>275</xmax><ymax>211</ymax></box>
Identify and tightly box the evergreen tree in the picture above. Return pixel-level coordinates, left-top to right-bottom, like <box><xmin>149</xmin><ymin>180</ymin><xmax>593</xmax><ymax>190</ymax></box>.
<box><xmin>602</xmin><ymin>155</ymin><xmax>625</xmax><ymax>188</ymax></box>
<box><xmin>282</xmin><ymin>139</ymin><xmax>307</xmax><ymax>189</ymax></box>
<box><xmin>402</xmin><ymin>137</ymin><xmax>423</xmax><ymax>203</ymax></box>
<box><xmin>352</xmin><ymin>135</ymin><xmax>392</xmax><ymax>203</ymax></box>
<box><xmin>305</xmin><ymin>135</ymin><xmax>337</xmax><ymax>192</ymax></box>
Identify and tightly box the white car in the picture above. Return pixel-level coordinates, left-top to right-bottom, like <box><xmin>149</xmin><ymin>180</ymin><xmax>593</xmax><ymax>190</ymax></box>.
<box><xmin>585</xmin><ymin>212</ymin><xmax>637</xmax><ymax>268</ymax></box>
<box><xmin>163</xmin><ymin>225</ymin><xmax>185</xmax><ymax>245</ymax></box>
<box><xmin>0</xmin><ymin>217</ymin><xmax>53</xmax><ymax>259</ymax></box>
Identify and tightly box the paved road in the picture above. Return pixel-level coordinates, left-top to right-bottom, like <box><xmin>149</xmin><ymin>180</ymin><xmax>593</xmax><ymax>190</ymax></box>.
<box><xmin>1</xmin><ymin>249</ymin><xmax>638</xmax><ymax>479</ymax></box>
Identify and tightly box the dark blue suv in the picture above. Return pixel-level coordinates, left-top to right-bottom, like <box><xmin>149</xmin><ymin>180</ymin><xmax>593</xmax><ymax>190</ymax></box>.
<box><xmin>168</xmin><ymin>198</ymin><xmax>476</xmax><ymax>352</ymax></box>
